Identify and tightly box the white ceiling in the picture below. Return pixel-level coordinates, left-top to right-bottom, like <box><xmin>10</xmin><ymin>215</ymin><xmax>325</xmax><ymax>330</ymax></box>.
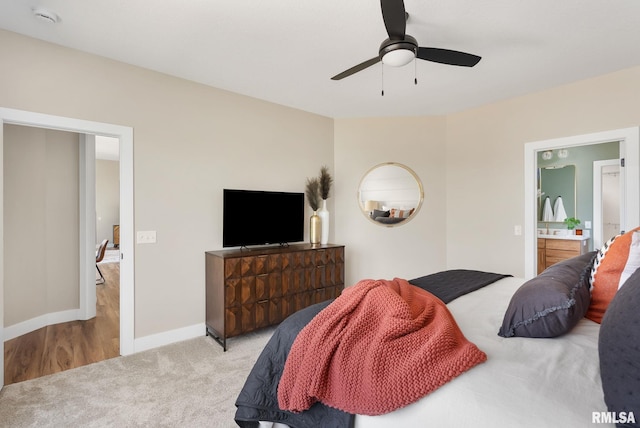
<box><xmin>2</xmin><ymin>1</ymin><xmax>640</xmax><ymax>119</ymax></box>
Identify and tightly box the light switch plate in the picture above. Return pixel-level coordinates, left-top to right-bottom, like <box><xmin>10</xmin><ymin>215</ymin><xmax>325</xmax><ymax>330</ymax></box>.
<box><xmin>137</xmin><ymin>230</ymin><xmax>157</xmax><ymax>244</ymax></box>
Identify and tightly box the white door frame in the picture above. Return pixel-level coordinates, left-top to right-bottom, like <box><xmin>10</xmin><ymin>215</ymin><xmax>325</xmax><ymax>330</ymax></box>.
<box><xmin>524</xmin><ymin>127</ymin><xmax>640</xmax><ymax>279</ymax></box>
<box><xmin>79</xmin><ymin>134</ymin><xmax>97</xmax><ymax>321</ymax></box>
<box><xmin>0</xmin><ymin>107</ymin><xmax>135</xmax><ymax>387</ymax></box>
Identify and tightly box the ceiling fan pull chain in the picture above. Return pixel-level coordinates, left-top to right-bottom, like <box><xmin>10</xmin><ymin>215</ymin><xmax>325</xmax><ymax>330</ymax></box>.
<box><xmin>414</xmin><ymin>58</ymin><xmax>418</xmax><ymax>85</ymax></box>
<box><xmin>381</xmin><ymin>64</ymin><xmax>385</xmax><ymax>96</ymax></box>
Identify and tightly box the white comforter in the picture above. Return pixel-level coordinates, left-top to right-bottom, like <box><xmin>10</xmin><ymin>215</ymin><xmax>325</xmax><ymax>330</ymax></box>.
<box><xmin>356</xmin><ymin>277</ymin><xmax>611</xmax><ymax>428</ymax></box>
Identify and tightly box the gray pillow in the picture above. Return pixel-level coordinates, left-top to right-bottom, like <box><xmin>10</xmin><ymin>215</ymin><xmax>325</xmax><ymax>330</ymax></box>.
<box><xmin>599</xmin><ymin>267</ymin><xmax>640</xmax><ymax>423</ymax></box>
<box><xmin>498</xmin><ymin>251</ymin><xmax>595</xmax><ymax>338</ymax></box>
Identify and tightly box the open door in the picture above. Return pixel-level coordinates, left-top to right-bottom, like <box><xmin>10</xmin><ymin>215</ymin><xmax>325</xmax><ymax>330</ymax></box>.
<box><xmin>593</xmin><ymin>159</ymin><xmax>624</xmax><ymax>249</ymax></box>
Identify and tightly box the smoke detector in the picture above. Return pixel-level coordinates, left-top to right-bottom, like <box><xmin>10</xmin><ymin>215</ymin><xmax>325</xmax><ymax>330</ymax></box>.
<box><xmin>32</xmin><ymin>8</ymin><xmax>60</xmax><ymax>24</ymax></box>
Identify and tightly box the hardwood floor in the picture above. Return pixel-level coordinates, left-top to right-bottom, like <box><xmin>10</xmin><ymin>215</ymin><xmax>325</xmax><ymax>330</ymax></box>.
<box><xmin>3</xmin><ymin>261</ymin><xmax>120</xmax><ymax>385</ymax></box>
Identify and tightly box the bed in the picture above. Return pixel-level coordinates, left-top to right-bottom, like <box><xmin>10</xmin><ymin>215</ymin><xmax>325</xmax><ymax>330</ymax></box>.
<box><xmin>370</xmin><ymin>208</ymin><xmax>412</xmax><ymax>225</ymax></box>
<box><xmin>235</xmin><ymin>244</ymin><xmax>640</xmax><ymax>428</ymax></box>
<box><xmin>357</xmin><ymin>274</ymin><xmax>604</xmax><ymax>428</ymax></box>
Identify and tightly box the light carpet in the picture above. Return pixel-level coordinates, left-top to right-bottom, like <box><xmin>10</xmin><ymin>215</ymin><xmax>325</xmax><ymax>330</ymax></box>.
<box><xmin>0</xmin><ymin>328</ymin><xmax>275</xmax><ymax>427</ymax></box>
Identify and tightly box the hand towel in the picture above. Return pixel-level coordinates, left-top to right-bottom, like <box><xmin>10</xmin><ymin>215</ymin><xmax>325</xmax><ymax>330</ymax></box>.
<box><xmin>554</xmin><ymin>196</ymin><xmax>568</xmax><ymax>222</ymax></box>
<box><xmin>542</xmin><ymin>196</ymin><xmax>554</xmax><ymax>221</ymax></box>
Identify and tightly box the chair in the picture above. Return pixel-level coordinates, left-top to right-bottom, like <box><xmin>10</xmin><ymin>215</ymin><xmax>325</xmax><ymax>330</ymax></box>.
<box><xmin>96</xmin><ymin>239</ymin><xmax>109</xmax><ymax>284</ymax></box>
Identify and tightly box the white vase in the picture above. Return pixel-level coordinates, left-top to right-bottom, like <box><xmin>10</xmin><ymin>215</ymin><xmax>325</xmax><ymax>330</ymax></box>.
<box><xmin>318</xmin><ymin>199</ymin><xmax>329</xmax><ymax>245</ymax></box>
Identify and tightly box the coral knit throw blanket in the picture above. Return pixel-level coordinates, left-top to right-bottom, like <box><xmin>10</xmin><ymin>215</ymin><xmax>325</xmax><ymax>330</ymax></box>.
<box><xmin>277</xmin><ymin>278</ymin><xmax>487</xmax><ymax>416</ymax></box>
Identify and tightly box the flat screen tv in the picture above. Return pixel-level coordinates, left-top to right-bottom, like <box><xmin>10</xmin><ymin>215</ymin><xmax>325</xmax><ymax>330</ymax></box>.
<box><xmin>223</xmin><ymin>189</ymin><xmax>305</xmax><ymax>248</ymax></box>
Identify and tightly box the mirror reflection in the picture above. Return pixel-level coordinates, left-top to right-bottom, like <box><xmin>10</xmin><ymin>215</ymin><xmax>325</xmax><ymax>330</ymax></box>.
<box><xmin>358</xmin><ymin>162</ymin><xmax>423</xmax><ymax>226</ymax></box>
<box><xmin>538</xmin><ymin>165</ymin><xmax>576</xmax><ymax>223</ymax></box>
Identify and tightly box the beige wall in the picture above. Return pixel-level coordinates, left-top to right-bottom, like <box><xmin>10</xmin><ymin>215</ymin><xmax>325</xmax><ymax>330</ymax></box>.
<box><xmin>334</xmin><ymin>116</ymin><xmax>448</xmax><ymax>285</ymax></box>
<box><xmin>0</xmin><ymin>30</ymin><xmax>334</xmax><ymax>339</ymax></box>
<box><xmin>96</xmin><ymin>160</ymin><xmax>119</xmax><ymax>247</ymax></box>
<box><xmin>445</xmin><ymin>67</ymin><xmax>640</xmax><ymax>277</ymax></box>
<box><xmin>334</xmin><ymin>68</ymin><xmax>640</xmax><ymax>282</ymax></box>
<box><xmin>3</xmin><ymin>125</ymin><xmax>79</xmax><ymax>326</ymax></box>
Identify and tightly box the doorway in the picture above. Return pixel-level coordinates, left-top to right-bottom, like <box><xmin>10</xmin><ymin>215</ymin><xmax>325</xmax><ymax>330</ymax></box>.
<box><xmin>0</xmin><ymin>108</ymin><xmax>135</xmax><ymax>387</ymax></box>
<box><xmin>593</xmin><ymin>160</ymin><xmax>622</xmax><ymax>249</ymax></box>
<box><xmin>524</xmin><ymin>127</ymin><xmax>640</xmax><ymax>278</ymax></box>
<box><xmin>2</xmin><ymin>126</ymin><xmax>107</xmax><ymax>382</ymax></box>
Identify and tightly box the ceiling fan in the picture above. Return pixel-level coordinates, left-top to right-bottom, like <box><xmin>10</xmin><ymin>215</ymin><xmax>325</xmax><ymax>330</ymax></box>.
<box><xmin>331</xmin><ymin>0</ymin><xmax>481</xmax><ymax>81</ymax></box>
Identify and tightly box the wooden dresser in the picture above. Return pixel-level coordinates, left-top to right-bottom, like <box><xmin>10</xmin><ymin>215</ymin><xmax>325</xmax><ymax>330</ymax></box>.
<box><xmin>205</xmin><ymin>243</ymin><xmax>345</xmax><ymax>350</ymax></box>
<box><xmin>537</xmin><ymin>236</ymin><xmax>590</xmax><ymax>274</ymax></box>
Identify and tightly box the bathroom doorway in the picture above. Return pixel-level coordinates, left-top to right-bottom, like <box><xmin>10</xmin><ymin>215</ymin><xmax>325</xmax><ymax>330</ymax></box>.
<box><xmin>524</xmin><ymin>127</ymin><xmax>640</xmax><ymax>279</ymax></box>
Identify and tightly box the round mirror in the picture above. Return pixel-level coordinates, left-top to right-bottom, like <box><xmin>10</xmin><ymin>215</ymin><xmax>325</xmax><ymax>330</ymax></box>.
<box><xmin>357</xmin><ymin>162</ymin><xmax>424</xmax><ymax>226</ymax></box>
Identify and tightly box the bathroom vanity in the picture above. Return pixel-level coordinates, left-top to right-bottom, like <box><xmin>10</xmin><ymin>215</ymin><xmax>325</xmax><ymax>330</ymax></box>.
<box><xmin>537</xmin><ymin>235</ymin><xmax>590</xmax><ymax>274</ymax></box>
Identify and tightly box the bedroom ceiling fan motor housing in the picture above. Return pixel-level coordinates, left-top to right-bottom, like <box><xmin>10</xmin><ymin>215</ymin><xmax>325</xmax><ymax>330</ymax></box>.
<box><xmin>380</xmin><ymin>35</ymin><xmax>417</xmax><ymax>67</ymax></box>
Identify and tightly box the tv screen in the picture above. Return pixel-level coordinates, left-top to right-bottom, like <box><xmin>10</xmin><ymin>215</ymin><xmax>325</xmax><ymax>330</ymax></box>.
<box><xmin>223</xmin><ymin>189</ymin><xmax>305</xmax><ymax>248</ymax></box>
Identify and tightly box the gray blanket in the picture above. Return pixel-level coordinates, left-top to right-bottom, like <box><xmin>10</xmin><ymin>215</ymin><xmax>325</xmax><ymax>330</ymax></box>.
<box><xmin>234</xmin><ymin>300</ymin><xmax>349</xmax><ymax>428</ymax></box>
<box><xmin>409</xmin><ymin>269</ymin><xmax>512</xmax><ymax>303</ymax></box>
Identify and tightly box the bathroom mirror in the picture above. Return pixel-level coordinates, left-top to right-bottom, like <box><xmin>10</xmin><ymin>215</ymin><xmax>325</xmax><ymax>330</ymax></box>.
<box><xmin>357</xmin><ymin>162</ymin><xmax>424</xmax><ymax>227</ymax></box>
<box><xmin>538</xmin><ymin>165</ymin><xmax>576</xmax><ymax>222</ymax></box>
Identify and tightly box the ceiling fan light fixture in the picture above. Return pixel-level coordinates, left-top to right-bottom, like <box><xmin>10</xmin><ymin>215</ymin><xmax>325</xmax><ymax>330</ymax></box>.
<box><xmin>382</xmin><ymin>49</ymin><xmax>415</xmax><ymax>67</ymax></box>
<box><xmin>379</xmin><ymin>35</ymin><xmax>417</xmax><ymax>67</ymax></box>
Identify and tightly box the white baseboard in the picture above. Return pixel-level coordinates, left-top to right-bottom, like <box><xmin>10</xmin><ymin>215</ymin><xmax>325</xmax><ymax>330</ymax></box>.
<box><xmin>4</xmin><ymin>314</ymin><xmax>205</xmax><ymax>356</ymax></box>
<box><xmin>133</xmin><ymin>323</ymin><xmax>205</xmax><ymax>353</ymax></box>
<box><xmin>3</xmin><ymin>309</ymin><xmax>80</xmax><ymax>342</ymax></box>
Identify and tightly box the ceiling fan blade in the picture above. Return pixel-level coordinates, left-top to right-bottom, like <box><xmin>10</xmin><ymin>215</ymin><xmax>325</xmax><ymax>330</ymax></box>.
<box><xmin>417</xmin><ymin>47</ymin><xmax>481</xmax><ymax>67</ymax></box>
<box><xmin>380</xmin><ymin>0</ymin><xmax>406</xmax><ymax>39</ymax></box>
<box><xmin>331</xmin><ymin>57</ymin><xmax>381</xmax><ymax>80</ymax></box>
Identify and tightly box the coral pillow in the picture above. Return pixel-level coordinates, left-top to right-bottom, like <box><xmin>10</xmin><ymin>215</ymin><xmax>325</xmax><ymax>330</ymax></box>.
<box><xmin>586</xmin><ymin>227</ymin><xmax>640</xmax><ymax>323</ymax></box>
